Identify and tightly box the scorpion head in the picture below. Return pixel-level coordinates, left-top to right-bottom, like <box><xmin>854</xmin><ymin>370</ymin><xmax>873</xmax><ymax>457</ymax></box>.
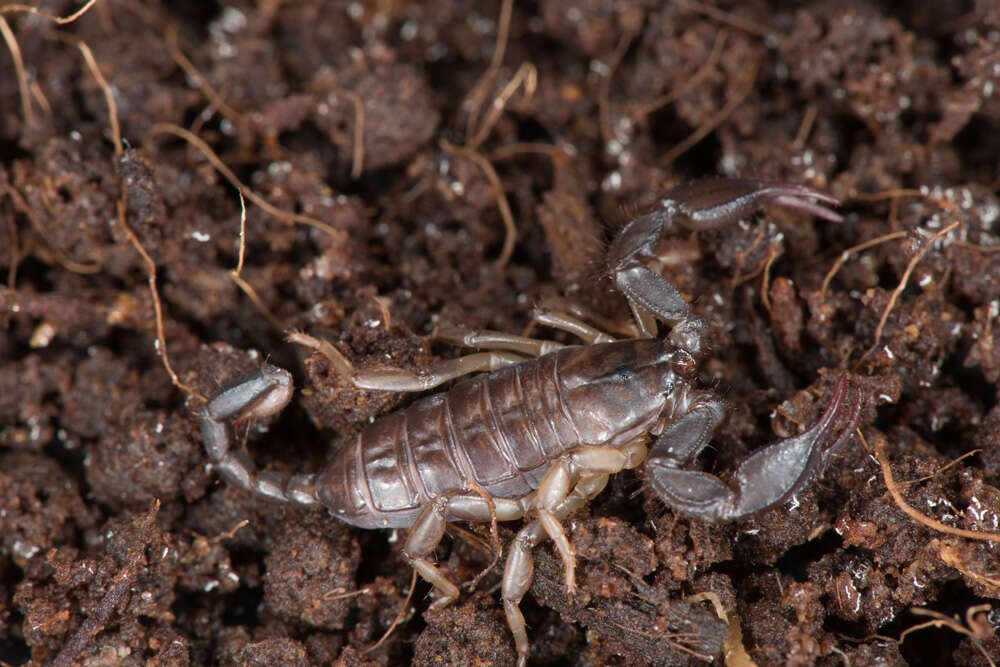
<box><xmin>558</xmin><ymin>339</ymin><xmax>677</xmax><ymax>447</ymax></box>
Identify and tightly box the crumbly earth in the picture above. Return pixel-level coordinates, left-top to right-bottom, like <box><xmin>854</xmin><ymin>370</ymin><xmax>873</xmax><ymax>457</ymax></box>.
<box><xmin>1</xmin><ymin>1</ymin><xmax>998</xmax><ymax>665</ymax></box>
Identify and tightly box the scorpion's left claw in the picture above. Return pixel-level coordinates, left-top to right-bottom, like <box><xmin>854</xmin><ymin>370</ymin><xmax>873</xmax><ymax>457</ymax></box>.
<box><xmin>656</xmin><ymin>178</ymin><xmax>843</xmax><ymax>227</ymax></box>
<box><xmin>609</xmin><ymin>178</ymin><xmax>843</xmax><ymax>343</ymax></box>
<box><xmin>646</xmin><ymin>375</ymin><xmax>863</xmax><ymax>523</ymax></box>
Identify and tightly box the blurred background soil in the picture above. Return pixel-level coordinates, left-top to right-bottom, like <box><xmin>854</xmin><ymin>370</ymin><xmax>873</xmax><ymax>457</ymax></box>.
<box><xmin>0</xmin><ymin>1</ymin><xmax>999</xmax><ymax>665</ymax></box>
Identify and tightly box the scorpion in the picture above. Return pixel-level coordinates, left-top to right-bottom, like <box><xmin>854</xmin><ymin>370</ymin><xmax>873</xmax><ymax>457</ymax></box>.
<box><xmin>200</xmin><ymin>178</ymin><xmax>864</xmax><ymax>665</ymax></box>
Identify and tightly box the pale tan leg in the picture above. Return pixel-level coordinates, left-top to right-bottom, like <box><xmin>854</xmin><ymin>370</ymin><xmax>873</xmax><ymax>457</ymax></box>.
<box><xmin>532</xmin><ymin>307</ymin><xmax>616</xmax><ymax>344</ymax></box>
<box><xmin>402</xmin><ymin>493</ymin><xmax>533</xmax><ymax>610</ymax></box>
<box><xmin>502</xmin><ymin>474</ymin><xmax>609</xmax><ymax>667</ymax></box>
<box><xmin>533</xmin><ymin>295</ymin><xmax>640</xmax><ymax>338</ymax></box>
<box><xmin>535</xmin><ymin>447</ymin><xmax>630</xmax><ymax>594</ymax></box>
<box><xmin>433</xmin><ymin>325</ymin><xmax>565</xmax><ymax>357</ymax></box>
<box><xmin>288</xmin><ymin>331</ymin><xmax>525</xmax><ymax>392</ymax></box>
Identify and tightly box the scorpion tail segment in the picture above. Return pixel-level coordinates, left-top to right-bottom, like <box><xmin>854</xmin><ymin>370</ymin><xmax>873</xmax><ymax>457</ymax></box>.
<box><xmin>660</xmin><ymin>178</ymin><xmax>843</xmax><ymax>230</ymax></box>
<box><xmin>647</xmin><ymin>375</ymin><xmax>856</xmax><ymax>523</ymax></box>
<box><xmin>199</xmin><ymin>366</ymin><xmax>319</xmax><ymax>506</ymax></box>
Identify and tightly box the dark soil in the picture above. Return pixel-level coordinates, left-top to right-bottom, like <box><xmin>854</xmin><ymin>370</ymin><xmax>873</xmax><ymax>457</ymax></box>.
<box><xmin>1</xmin><ymin>1</ymin><xmax>999</xmax><ymax>665</ymax></box>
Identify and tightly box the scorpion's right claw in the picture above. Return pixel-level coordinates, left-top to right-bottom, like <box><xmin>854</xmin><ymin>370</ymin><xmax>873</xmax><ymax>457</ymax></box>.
<box><xmin>645</xmin><ymin>375</ymin><xmax>864</xmax><ymax>523</ymax></box>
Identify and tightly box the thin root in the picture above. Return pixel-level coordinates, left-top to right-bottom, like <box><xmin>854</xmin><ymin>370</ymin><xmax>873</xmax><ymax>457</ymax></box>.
<box><xmin>675</xmin><ymin>0</ymin><xmax>773</xmax><ymax>37</ymax></box>
<box><xmin>229</xmin><ymin>193</ymin><xmax>285</xmax><ymax>331</ymax></box>
<box><xmin>858</xmin><ymin>220</ymin><xmax>959</xmax><ymax>365</ymax></box>
<box><xmin>440</xmin><ymin>139</ymin><xmax>518</xmax><ymax>269</ymax></box>
<box><xmin>760</xmin><ymin>244</ymin><xmax>779</xmax><ymax>313</ymax></box>
<box><xmin>361</xmin><ymin>568</ymin><xmax>417</xmax><ymax>655</ymax></box>
<box><xmin>0</xmin><ymin>16</ymin><xmax>32</xmax><ymax>126</ymax></box>
<box><xmin>116</xmin><ymin>197</ymin><xmax>204</xmax><ymax>401</ymax></box>
<box><xmin>661</xmin><ymin>58</ymin><xmax>759</xmax><ymax>167</ymax></box>
<box><xmin>143</xmin><ymin>123</ymin><xmax>345</xmax><ymax>242</ymax></box>
<box><xmin>793</xmin><ymin>103</ymin><xmax>818</xmax><ymax>149</ymax></box>
<box><xmin>820</xmin><ymin>231</ymin><xmax>908</xmax><ymax>299</ymax></box>
<box><xmin>165</xmin><ymin>25</ymin><xmax>243</xmax><ymax>123</ymax></box>
<box><xmin>460</xmin><ymin>0</ymin><xmax>514</xmax><ymax>143</ymax></box>
<box><xmin>78</xmin><ymin>40</ymin><xmax>123</xmax><ymax>157</ymax></box>
<box><xmin>630</xmin><ymin>30</ymin><xmax>727</xmax><ymax>123</ymax></box>
<box><xmin>869</xmin><ymin>434</ymin><xmax>1000</xmax><ymax>543</ymax></box>
<box><xmin>0</xmin><ymin>0</ymin><xmax>98</xmax><ymax>23</ymax></box>
<box><xmin>467</xmin><ymin>61</ymin><xmax>537</xmax><ymax>152</ymax></box>
<box><xmin>80</xmin><ymin>41</ymin><xmax>202</xmax><ymax>399</ymax></box>
<box><xmin>899</xmin><ymin>606</ymin><xmax>996</xmax><ymax>667</ymax></box>
<box><xmin>597</xmin><ymin>29</ymin><xmax>636</xmax><ymax>145</ymax></box>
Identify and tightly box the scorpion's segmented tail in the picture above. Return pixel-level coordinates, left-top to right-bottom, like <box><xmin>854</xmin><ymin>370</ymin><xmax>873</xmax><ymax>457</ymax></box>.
<box><xmin>200</xmin><ymin>365</ymin><xmax>320</xmax><ymax>506</ymax></box>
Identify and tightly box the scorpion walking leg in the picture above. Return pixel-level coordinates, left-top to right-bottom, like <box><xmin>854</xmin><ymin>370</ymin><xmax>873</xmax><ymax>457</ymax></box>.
<box><xmin>503</xmin><ymin>473</ymin><xmax>611</xmax><ymax>667</ymax></box>
<box><xmin>647</xmin><ymin>375</ymin><xmax>863</xmax><ymax>522</ymax></box>
<box><xmin>534</xmin><ymin>439</ymin><xmax>647</xmax><ymax>595</ymax></box>
<box><xmin>433</xmin><ymin>325</ymin><xmax>566</xmax><ymax>357</ymax></box>
<box><xmin>531</xmin><ymin>307</ymin><xmax>615</xmax><ymax>344</ymax></box>
<box><xmin>199</xmin><ymin>365</ymin><xmax>320</xmax><ymax>505</ymax></box>
<box><xmin>402</xmin><ymin>493</ymin><xmax>533</xmax><ymax>610</ymax></box>
<box><xmin>289</xmin><ymin>331</ymin><xmax>525</xmax><ymax>392</ymax></box>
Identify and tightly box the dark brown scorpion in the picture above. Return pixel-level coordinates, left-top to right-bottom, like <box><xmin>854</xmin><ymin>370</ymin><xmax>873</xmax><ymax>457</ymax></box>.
<box><xmin>200</xmin><ymin>178</ymin><xmax>864</xmax><ymax>665</ymax></box>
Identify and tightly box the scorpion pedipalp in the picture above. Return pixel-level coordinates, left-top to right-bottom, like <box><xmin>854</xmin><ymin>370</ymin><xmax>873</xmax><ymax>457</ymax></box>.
<box><xmin>609</xmin><ymin>178</ymin><xmax>844</xmax><ymax>344</ymax></box>
<box><xmin>646</xmin><ymin>374</ymin><xmax>863</xmax><ymax>522</ymax></box>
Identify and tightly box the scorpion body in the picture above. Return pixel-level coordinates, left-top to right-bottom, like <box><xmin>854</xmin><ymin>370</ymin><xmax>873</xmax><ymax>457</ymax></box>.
<box><xmin>199</xmin><ymin>178</ymin><xmax>865</xmax><ymax>665</ymax></box>
<box><xmin>316</xmin><ymin>340</ymin><xmax>676</xmax><ymax>530</ymax></box>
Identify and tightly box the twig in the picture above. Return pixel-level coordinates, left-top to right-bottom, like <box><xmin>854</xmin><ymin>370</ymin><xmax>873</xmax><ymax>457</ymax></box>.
<box><xmin>0</xmin><ymin>16</ymin><xmax>32</xmax><ymax>126</ymax></box>
<box><xmin>143</xmin><ymin>123</ymin><xmax>345</xmax><ymax>242</ymax></box>
<box><xmin>871</xmin><ymin>435</ymin><xmax>1000</xmax><ymax>543</ymax></box>
<box><xmin>78</xmin><ymin>40</ymin><xmax>122</xmax><ymax>157</ymax></box>
<box><xmin>0</xmin><ymin>0</ymin><xmax>99</xmax><ymax>23</ymax></box>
